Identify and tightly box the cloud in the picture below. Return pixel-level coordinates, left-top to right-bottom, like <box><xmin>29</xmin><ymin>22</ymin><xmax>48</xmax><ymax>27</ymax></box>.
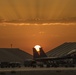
<box><xmin>0</xmin><ymin>22</ymin><xmax>76</xmax><ymax>26</ymax></box>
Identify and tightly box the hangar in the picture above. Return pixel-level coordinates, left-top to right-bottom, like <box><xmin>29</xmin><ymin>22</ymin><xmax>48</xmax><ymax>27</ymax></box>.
<box><xmin>0</xmin><ymin>48</ymin><xmax>32</xmax><ymax>62</ymax></box>
<box><xmin>46</xmin><ymin>42</ymin><xmax>76</xmax><ymax>57</ymax></box>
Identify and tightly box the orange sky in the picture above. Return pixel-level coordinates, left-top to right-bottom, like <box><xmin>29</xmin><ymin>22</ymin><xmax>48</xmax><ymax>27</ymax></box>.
<box><xmin>0</xmin><ymin>0</ymin><xmax>76</xmax><ymax>20</ymax></box>
<box><xmin>0</xmin><ymin>23</ymin><xmax>76</xmax><ymax>54</ymax></box>
<box><xmin>0</xmin><ymin>0</ymin><xmax>76</xmax><ymax>54</ymax></box>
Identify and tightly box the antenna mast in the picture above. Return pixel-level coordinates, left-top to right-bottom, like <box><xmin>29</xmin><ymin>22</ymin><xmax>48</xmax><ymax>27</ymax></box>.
<box><xmin>11</xmin><ymin>44</ymin><xmax>12</xmax><ymax>48</ymax></box>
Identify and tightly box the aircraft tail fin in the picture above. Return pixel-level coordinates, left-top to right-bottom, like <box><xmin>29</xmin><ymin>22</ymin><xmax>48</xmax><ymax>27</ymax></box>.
<box><xmin>33</xmin><ymin>47</ymin><xmax>47</xmax><ymax>59</ymax></box>
<box><xmin>33</xmin><ymin>48</ymin><xmax>40</xmax><ymax>59</ymax></box>
<box><xmin>40</xmin><ymin>48</ymin><xmax>47</xmax><ymax>57</ymax></box>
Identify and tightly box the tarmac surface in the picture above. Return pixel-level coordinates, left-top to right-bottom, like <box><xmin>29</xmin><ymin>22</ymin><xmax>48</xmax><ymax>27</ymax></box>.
<box><xmin>0</xmin><ymin>67</ymin><xmax>76</xmax><ymax>75</ymax></box>
<box><xmin>0</xmin><ymin>67</ymin><xmax>76</xmax><ymax>71</ymax></box>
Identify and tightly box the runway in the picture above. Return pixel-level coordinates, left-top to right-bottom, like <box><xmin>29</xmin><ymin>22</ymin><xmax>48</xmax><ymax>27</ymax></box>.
<box><xmin>0</xmin><ymin>67</ymin><xmax>76</xmax><ymax>75</ymax></box>
<box><xmin>0</xmin><ymin>67</ymin><xmax>76</xmax><ymax>71</ymax></box>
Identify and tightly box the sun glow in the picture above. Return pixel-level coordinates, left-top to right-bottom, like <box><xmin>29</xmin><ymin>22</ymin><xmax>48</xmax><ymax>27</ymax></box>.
<box><xmin>34</xmin><ymin>45</ymin><xmax>41</xmax><ymax>52</ymax></box>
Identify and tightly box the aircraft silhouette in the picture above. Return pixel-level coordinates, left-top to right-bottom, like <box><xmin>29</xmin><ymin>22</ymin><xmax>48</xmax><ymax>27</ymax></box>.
<box><xmin>33</xmin><ymin>47</ymin><xmax>47</xmax><ymax>59</ymax></box>
<box><xmin>24</xmin><ymin>46</ymin><xmax>76</xmax><ymax>67</ymax></box>
<box><xmin>33</xmin><ymin>47</ymin><xmax>76</xmax><ymax>61</ymax></box>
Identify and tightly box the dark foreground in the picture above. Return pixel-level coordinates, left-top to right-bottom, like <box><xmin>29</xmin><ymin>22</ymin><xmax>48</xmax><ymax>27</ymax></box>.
<box><xmin>0</xmin><ymin>67</ymin><xmax>76</xmax><ymax>75</ymax></box>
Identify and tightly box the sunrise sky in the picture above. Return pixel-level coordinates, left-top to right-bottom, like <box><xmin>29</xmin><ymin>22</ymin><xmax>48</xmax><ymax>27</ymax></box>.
<box><xmin>0</xmin><ymin>0</ymin><xmax>76</xmax><ymax>54</ymax></box>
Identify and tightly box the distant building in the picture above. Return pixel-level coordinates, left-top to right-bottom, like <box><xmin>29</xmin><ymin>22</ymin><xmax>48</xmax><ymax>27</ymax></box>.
<box><xmin>46</xmin><ymin>42</ymin><xmax>76</xmax><ymax>57</ymax></box>
<box><xmin>0</xmin><ymin>48</ymin><xmax>32</xmax><ymax>62</ymax></box>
